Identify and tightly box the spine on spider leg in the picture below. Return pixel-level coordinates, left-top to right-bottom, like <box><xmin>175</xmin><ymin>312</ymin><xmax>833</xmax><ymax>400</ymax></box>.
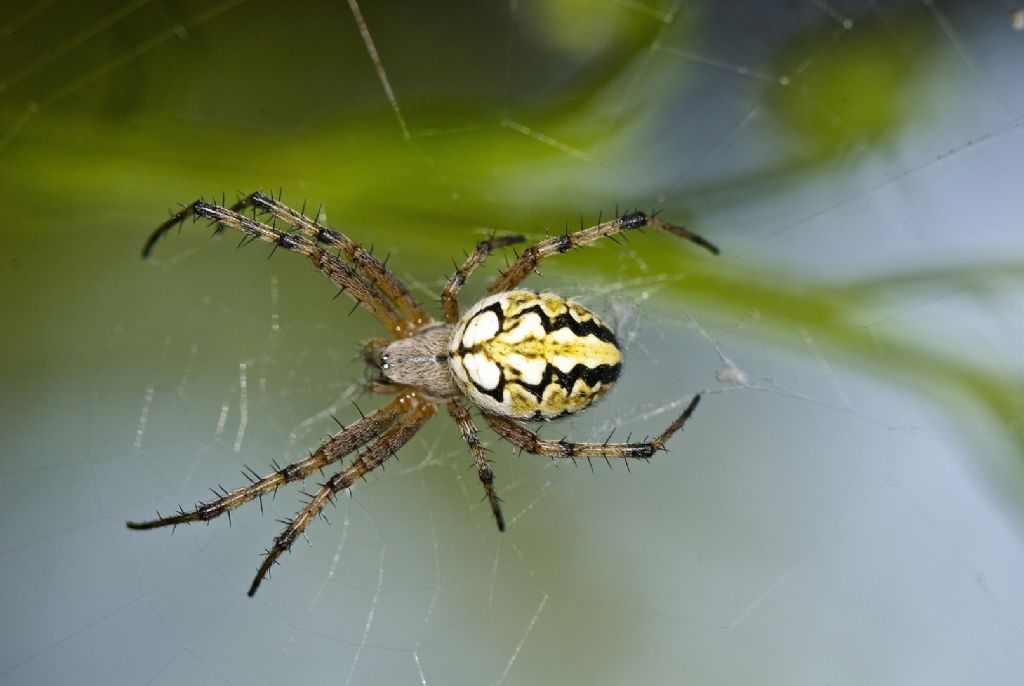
<box><xmin>246</xmin><ymin>404</ymin><xmax>434</xmax><ymax>596</ymax></box>
<box><xmin>649</xmin><ymin>394</ymin><xmax>702</xmax><ymax>453</ymax></box>
<box><xmin>447</xmin><ymin>399</ymin><xmax>505</xmax><ymax>531</ymax></box>
<box><xmin>125</xmin><ymin>398</ymin><xmax>407</xmax><ymax>532</ymax></box>
<box><xmin>141</xmin><ymin>201</ymin><xmax>203</xmax><ymax>258</ymax></box>
<box><xmin>644</xmin><ymin>216</ymin><xmax>721</xmax><ymax>256</ymax></box>
<box><xmin>124</xmin><ymin>457</ymin><xmax>316</xmax><ymax>531</ymax></box>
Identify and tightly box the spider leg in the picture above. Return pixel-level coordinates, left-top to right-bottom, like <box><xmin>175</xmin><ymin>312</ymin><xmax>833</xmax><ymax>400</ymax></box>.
<box><xmin>441</xmin><ymin>234</ymin><xmax>525</xmax><ymax>324</ymax></box>
<box><xmin>126</xmin><ymin>395</ymin><xmax>407</xmax><ymax>531</ymax></box>
<box><xmin>482</xmin><ymin>394</ymin><xmax>701</xmax><ymax>460</ymax></box>
<box><xmin>142</xmin><ymin>199</ymin><xmax>407</xmax><ymax>334</ymax></box>
<box><xmin>230</xmin><ymin>192</ymin><xmax>430</xmax><ymax>331</ymax></box>
<box><xmin>447</xmin><ymin>399</ymin><xmax>504</xmax><ymax>531</ymax></box>
<box><xmin>248</xmin><ymin>398</ymin><xmax>436</xmax><ymax>596</ymax></box>
<box><xmin>367</xmin><ymin>381</ymin><xmax>405</xmax><ymax>394</ymax></box>
<box><xmin>485</xmin><ymin>211</ymin><xmax>719</xmax><ymax>295</ymax></box>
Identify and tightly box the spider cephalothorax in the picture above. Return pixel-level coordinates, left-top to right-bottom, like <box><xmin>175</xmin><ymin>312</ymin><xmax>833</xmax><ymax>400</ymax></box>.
<box><xmin>128</xmin><ymin>191</ymin><xmax>718</xmax><ymax>595</ymax></box>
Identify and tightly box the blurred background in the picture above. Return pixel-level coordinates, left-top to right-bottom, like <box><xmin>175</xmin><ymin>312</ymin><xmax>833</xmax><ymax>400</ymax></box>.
<box><xmin>1</xmin><ymin>1</ymin><xmax>1023</xmax><ymax>684</ymax></box>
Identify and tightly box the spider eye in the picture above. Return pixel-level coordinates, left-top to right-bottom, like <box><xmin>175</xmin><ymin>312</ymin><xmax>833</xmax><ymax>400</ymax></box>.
<box><xmin>380</xmin><ymin>353</ymin><xmax>390</xmax><ymax>370</ymax></box>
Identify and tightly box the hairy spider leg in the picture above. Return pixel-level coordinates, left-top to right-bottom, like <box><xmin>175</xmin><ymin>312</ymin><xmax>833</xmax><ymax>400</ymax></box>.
<box><xmin>485</xmin><ymin>210</ymin><xmax>719</xmax><ymax>296</ymax></box>
<box><xmin>127</xmin><ymin>396</ymin><xmax>408</xmax><ymax>531</ymax></box>
<box><xmin>229</xmin><ymin>191</ymin><xmax>431</xmax><ymax>335</ymax></box>
<box><xmin>134</xmin><ymin>198</ymin><xmax>714</xmax><ymax>594</ymax></box>
<box><xmin>142</xmin><ymin>200</ymin><xmax>407</xmax><ymax>334</ymax></box>
<box><xmin>248</xmin><ymin>394</ymin><xmax>436</xmax><ymax>595</ymax></box>
<box><xmin>447</xmin><ymin>398</ymin><xmax>504</xmax><ymax>531</ymax></box>
<box><xmin>483</xmin><ymin>394</ymin><xmax>701</xmax><ymax>460</ymax></box>
<box><xmin>441</xmin><ymin>234</ymin><xmax>525</xmax><ymax>324</ymax></box>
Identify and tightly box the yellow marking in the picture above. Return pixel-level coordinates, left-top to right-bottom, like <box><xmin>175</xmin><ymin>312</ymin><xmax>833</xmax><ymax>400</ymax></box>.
<box><xmin>540</xmin><ymin>295</ymin><xmax>564</xmax><ymax>318</ymax></box>
<box><xmin>568</xmin><ymin>302</ymin><xmax>595</xmax><ymax>323</ymax></box>
<box><xmin>571</xmin><ymin>378</ymin><xmax>598</xmax><ymax>398</ymax></box>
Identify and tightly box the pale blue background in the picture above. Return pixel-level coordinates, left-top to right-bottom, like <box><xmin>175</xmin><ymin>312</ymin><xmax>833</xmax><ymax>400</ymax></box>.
<box><xmin>1</xmin><ymin>2</ymin><xmax>1023</xmax><ymax>685</ymax></box>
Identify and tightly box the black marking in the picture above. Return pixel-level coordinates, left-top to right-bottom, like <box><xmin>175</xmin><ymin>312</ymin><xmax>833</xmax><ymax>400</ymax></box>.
<box><xmin>458</xmin><ymin>297</ymin><xmax>617</xmax><ymax>351</ymax></box>
<box><xmin>280</xmin><ymin>462</ymin><xmax>303</xmax><ymax>481</ymax></box>
<box><xmin>467</xmin><ymin>358</ymin><xmax>506</xmax><ymax>403</ymax></box>
<box><xmin>515</xmin><ymin>304</ymin><xmax>619</xmax><ymax>344</ymax></box>
<box><xmin>456</xmin><ymin>301</ymin><xmax>506</xmax><ymax>355</ymax></box>
<box><xmin>554</xmin><ymin>234</ymin><xmax>572</xmax><ymax>253</ymax></box>
<box><xmin>514</xmin><ymin>361</ymin><xmax>621</xmax><ymax>401</ymax></box>
<box><xmin>619</xmin><ymin>210</ymin><xmax>648</xmax><ymax>230</ymax></box>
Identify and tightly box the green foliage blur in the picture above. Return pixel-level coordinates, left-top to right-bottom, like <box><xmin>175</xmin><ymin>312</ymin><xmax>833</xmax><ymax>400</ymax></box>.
<box><xmin>1</xmin><ymin>0</ymin><xmax>1020</xmax><ymax>487</ymax></box>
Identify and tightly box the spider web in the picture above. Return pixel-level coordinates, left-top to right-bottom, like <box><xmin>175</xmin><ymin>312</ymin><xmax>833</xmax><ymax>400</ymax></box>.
<box><xmin>1</xmin><ymin>1</ymin><xmax>1024</xmax><ymax>685</ymax></box>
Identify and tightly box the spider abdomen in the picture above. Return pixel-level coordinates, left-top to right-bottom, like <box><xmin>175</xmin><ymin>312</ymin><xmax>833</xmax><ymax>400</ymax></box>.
<box><xmin>449</xmin><ymin>291</ymin><xmax>622</xmax><ymax>420</ymax></box>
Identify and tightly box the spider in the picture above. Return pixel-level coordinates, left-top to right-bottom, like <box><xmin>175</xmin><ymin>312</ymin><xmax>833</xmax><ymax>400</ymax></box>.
<box><xmin>127</xmin><ymin>191</ymin><xmax>719</xmax><ymax>596</ymax></box>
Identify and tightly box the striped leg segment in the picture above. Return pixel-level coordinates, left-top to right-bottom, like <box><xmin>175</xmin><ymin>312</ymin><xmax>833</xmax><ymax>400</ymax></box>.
<box><xmin>228</xmin><ymin>191</ymin><xmax>430</xmax><ymax>332</ymax></box>
<box><xmin>482</xmin><ymin>394</ymin><xmax>701</xmax><ymax>460</ymax></box>
<box><xmin>441</xmin><ymin>234</ymin><xmax>525</xmax><ymax>324</ymax></box>
<box><xmin>127</xmin><ymin>396</ymin><xmax>407</xmax><ymax>531</ymax></box>
<box><xmin>447</xmin><ymin>398</ymin><xmax>504</xmax><ymax>531</ymax></box>
<box><xmin>142</xmin><ymin>198</ymin><xmax>406</xmax><ymax>334</ymax></box>
<box><xmin>248</xmin><ymin>398</ymin><xmax>436</xmax><ymax>595</ymax></box>
<box><xmin>486</xmin><ymin>211</ymin><xmax>719</xmax><ymax>295</ymax></box>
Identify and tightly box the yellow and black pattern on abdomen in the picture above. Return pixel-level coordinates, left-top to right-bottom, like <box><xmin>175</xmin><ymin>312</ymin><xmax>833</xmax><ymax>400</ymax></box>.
<box><xmin>448</xmin><ymin>290</ymin><xmax>623</xmax><ymax>420</ymax></box>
